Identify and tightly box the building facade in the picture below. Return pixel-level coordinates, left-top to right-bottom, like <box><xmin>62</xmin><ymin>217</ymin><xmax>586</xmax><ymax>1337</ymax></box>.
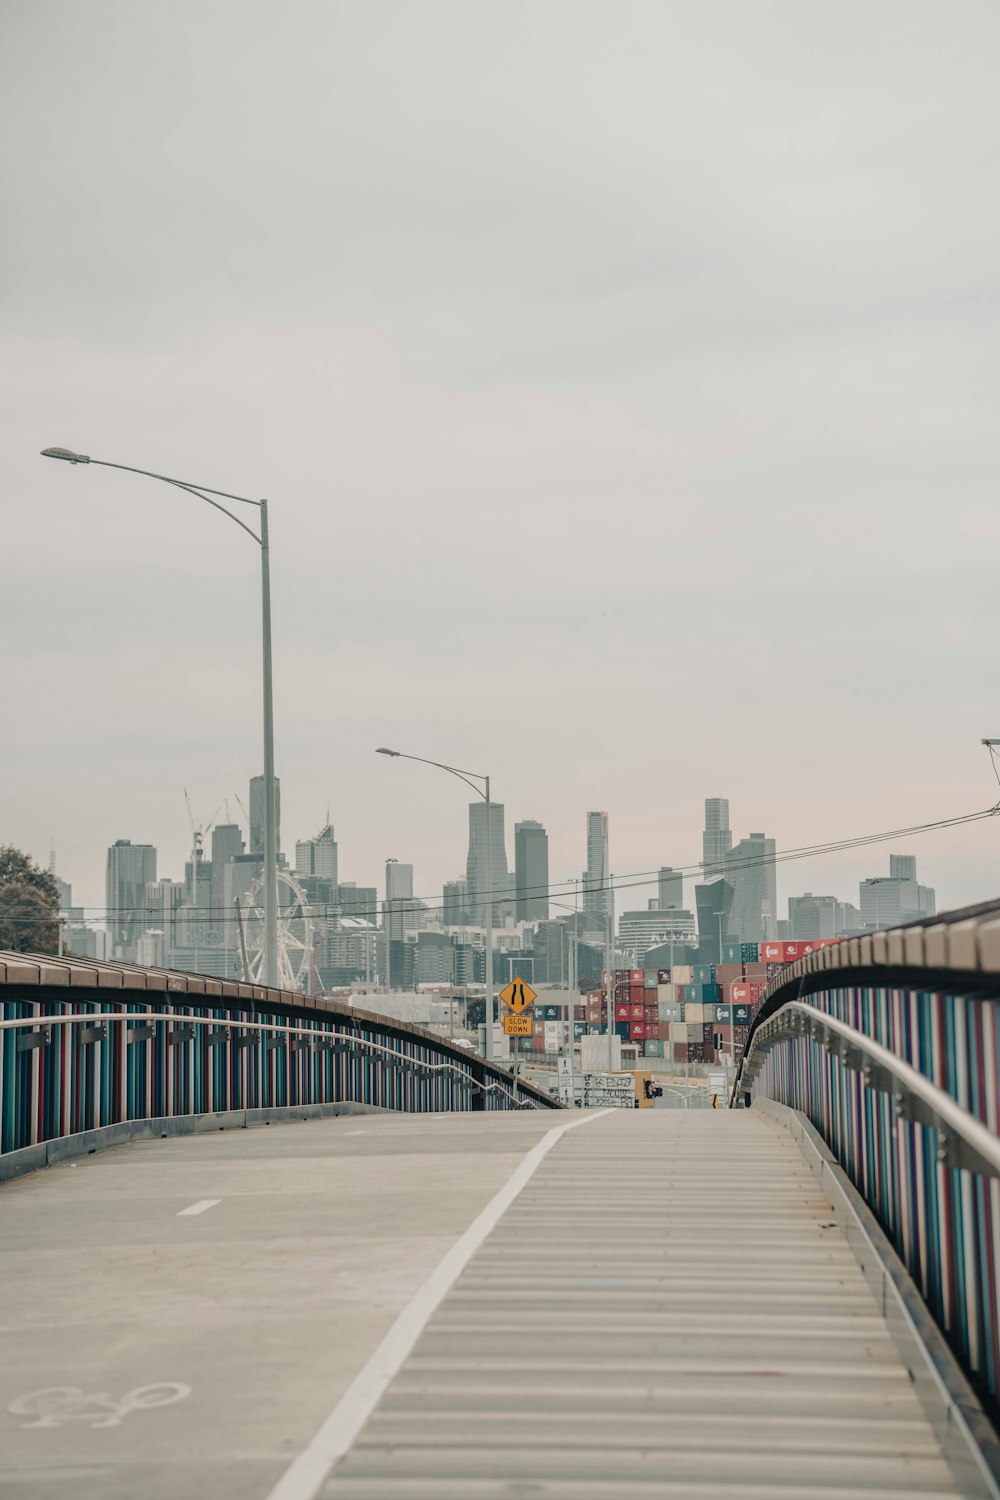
<box><xmin>514</xmin><ymin>820</ymin><xmax>549</xmax><ymax>921</ymax></box>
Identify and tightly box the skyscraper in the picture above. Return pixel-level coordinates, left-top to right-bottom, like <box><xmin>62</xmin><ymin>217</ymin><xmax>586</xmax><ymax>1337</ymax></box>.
<box><xmin>466</xmin><ymin>801</ymin><xmax>508</xmax><ymax>928</ymax></box>
<box><xmin>514</xmin><ymin>820</ymin><xmax>549</xmax><ymax>921</ymax></box>
<box><xmin>295</xmin><ymin>823</ymin><xmax>338</xmax><ymax>884</ymax></box>
<box><xmin>443</xmin><ymin>878</ymin><xmax>469</xmax><ymax>926</ymax></box>
<box><xmin>702</xmin><ymin>798</ymin><xmax>732</xmax><ymax>876</ymax></box>
<box><xmin>105</xmin><ymin>840</ymin><xmax>157</xmax><ymax>960</ymax></box>
<box><xmin>249</xmin><ymin>774</ymin><xmax>281</xmax><ymax>858</ymax></box>
<box><xmin>385</xmin><ymin>859</ymin><xmax>414</xmax><ymax>942</ymax></box>
<box><xmin>726</xmin><ymin>832</ymin><xmax>777</xmax><ymax>942</ymax></box>
<box><xmin>211</xmin><ymin>823</ymin><xmax>246</xmax><ymax>911</ymax></box>
<box><xmin>582</xmin><ymin>811</ymin><xmax>609</xmax><ymax>918</ymax></box>
<box><xmin>658</xmin><ymin>867</ymin><xmax>683</xmax><ymax>911</ymax></box>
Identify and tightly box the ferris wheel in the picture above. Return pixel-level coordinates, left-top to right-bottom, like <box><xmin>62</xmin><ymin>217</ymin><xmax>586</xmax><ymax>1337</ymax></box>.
<box><xmin>240</xmin><ymin>868</ymin><xmax>314</xmax><ymax>991</ymax></box>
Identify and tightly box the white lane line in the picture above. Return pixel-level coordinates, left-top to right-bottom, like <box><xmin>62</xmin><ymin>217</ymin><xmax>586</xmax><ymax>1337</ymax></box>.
<box><xmin>177</xmin><ymin>1199</ymin><xmax>221</xmax><ymax>1217</ymax></box>
<box><xmin>346</xmin><ymin>1130</ymin><xmax>369</xmax><ymax>1136</ymax></box>
<box><xmin>266</xmin><ymin>1109</ymin><xmax>610</xmax><ymax>1500</ymax></box>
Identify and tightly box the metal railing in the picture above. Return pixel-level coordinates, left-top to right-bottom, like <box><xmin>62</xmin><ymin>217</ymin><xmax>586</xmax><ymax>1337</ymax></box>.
<box><xmin>733</xmin><ymin>902</ymin><xmax>1000</xmax><ymax>1412</ymax></box>
<box><xmin>0</xmin><ymin>993</ymin><xmax>554</xmax><ymax>1161</ymax></box>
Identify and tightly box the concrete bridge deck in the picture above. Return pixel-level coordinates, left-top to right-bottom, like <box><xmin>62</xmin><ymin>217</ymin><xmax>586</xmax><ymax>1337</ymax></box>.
<box><xmin>0</xmin><ymin>1109</ymin><xmax>971</xmax><ymax>1499</ymax></box>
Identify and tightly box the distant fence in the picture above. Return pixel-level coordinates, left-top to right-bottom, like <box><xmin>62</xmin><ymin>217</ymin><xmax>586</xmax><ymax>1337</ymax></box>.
<box><xmin>734</xmin><ymin>900</ymin><xmax>1000</xmax><ymax>1412</ymax></box>
<box><xmin>0</xmin><ymin>953</ymin><xmax>556</xmax><ymax>1162</ymax></box>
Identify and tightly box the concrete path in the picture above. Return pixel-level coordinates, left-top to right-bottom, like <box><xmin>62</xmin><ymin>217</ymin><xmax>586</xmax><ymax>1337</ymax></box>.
<box><xmin>0</xmin><ymin>1111</ymin><xmax>558</xmax><ymax>1500</ymax></box>
<box><xmin>0</xmin><ymin>1110</ymin><xmax>967</xmax><ymax>1499</ymax></box>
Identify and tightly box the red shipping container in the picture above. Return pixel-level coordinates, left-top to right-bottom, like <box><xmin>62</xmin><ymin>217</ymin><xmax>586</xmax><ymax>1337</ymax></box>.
<box><xmin>532</xmin><ymin>1020</ymin><xmax>545</xmax><ymax>1038</ymax></box>
<box><xmin>630</xmin><ymin>969</ymin><xmax>644</xmax><ymax>984</ymax></box>
<box><xmin>673</xmin><ymin>1043</ymin><xmax>689</xmax><ymax>1063</ymax></box>
<box><xmin>731</xmin><ymin>981</ymin><xmax>764</xmax><ymax>1006</ymax></box>
<box><xmin>630</xmin><ymin>1022</ymin><xmax>646</xmax><ymax>1039</ymax></box>
<box><xmin>629</xmin><ymin>985</ymin><xmax>645</xmax><ymax>1003</ymax></box>
<box><xmin>615</xmin><ymin>1003</ymin><xmax>630</xmax><ymax>1021</ymax></box>
<box><xmin>716</xmin><ymin>964</ymin><xmax>742</xmax><ymax>986</ymax></box>
<box><xmin>574</xmin><ymin>1005</ymin><xmax>586</xmax><ymax>1021</ymax></box>
<box><xmin>532</xmin><ymin>1035</ymin><xmax>545</xmax><ymax>1052</ymax></box>
<box><xmin>630</xmin><ymin>1004</ymin><xmax>644</xmax><ymax>1021</ymax></box>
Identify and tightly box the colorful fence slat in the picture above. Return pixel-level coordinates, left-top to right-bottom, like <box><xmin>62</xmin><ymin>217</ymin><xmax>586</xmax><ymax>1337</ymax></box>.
<box><xmin>748</xmin><ymin>980</ymin><xmax>1000</xmax><ymax>1413</ymax></box>
<box><xmin>1</xmin><ymin>994</ymin><xmax>549</xmax><ymax>1154</ymax></box>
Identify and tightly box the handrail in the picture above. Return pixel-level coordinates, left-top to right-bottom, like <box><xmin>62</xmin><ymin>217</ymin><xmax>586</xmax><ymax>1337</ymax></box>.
<box><xmin>736</xmin><ymin>1001</ymin><xmax>1000</xmax><ymax>1178</ymax></box>
<box><xmin>0</xmin><ymin>1012</ymin><xmax>541</xmax><ymax>1110</ymax></box>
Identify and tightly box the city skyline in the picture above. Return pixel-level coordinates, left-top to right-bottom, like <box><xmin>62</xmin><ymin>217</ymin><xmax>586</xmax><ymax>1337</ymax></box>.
<box><xmin>50</xmin><ymin>784</ymin><xmax>944</xmax><ymax>945</ymax></box>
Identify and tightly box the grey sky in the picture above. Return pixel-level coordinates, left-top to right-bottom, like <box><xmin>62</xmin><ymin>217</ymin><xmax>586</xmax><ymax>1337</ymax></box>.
<box><xmin>3</xmin><ymin>0</ymin><xmax>999</xmax><ymax>915</ymax></box>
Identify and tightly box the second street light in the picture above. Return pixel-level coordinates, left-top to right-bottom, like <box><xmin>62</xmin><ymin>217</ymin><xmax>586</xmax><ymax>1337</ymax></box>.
<box><xmin>377</xmin><ymin>747</ymin><xmax>496</xmax><ymax>1061</ymax></box>
<box><xmin>41</xmin><ymin>447</ymin><xmax>280</xmax><ymax>988</ymax></box>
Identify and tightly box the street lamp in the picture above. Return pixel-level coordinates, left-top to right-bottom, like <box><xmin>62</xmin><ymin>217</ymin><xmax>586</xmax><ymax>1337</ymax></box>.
<box><xmin>376</xmin><ymin>747</ymin><xmax>496</xmax><ymax>1061</ymax></box>
<box><xmin>41</xmin><ymin>447</ymin><xmax>280</xmax><ymax>987</ymax></box>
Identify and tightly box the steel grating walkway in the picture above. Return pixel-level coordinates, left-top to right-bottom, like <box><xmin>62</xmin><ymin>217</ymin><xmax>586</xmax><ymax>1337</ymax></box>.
<box><xmin>319</xmin><ymin>1109</ymin><xmax>964</xmax><ymax>1499</ymax></box>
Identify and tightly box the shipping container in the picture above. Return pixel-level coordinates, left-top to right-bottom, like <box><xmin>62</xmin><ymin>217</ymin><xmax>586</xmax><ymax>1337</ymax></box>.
<box><xmin>721</xmin><ymin>942</ymin><xmax>743</xmax><ymax>963</ymax></box>
<box><xmin>574</xmin><ymin>1005</ymin><xmax>586</xmax><ymax>1021</ymax></box>
<box><xmin>686</xmin><ymin>1020</ymin><xmax>705</xmax><ymax>1041</ymax></box>
<box><xmin>700</xmin><ymin>983</ymin><xmax>721</xmax><ymax>1003</ymax></box>
<box><xmin>630</xmin><ymin>1022</ymin><xmax>646</xmax><ymax>1040</ymax></box>
<box><xmin>668</xmin><ymin>1021</ymin><xmax>687</xmax><ymax>1041</ymax></box>
<box><xmin>673</xmin><ymin>1043</ymin><xmax>689</xmax><ymax>1063</ymax></box>
<box><xmin>629</xmin><ymin>1004</ymin><xmax>644</xmax><ymax>1021</ymax></box>
<box><xmin>659</xmin><ymin>1003</ymin><xmax>682</xmax><ymax>1023</ymax></box>
<box><xmin>614</xmin><ymin>1021</ymin><xmax>630</xmax><ymax>1038</ymax></box>
<box><xmin>685</xmin><ymin>1003</ymin><xmax>708</xmax><ymax>1025</ymax></box>
<box><xmin>673</xmin><ymin>965</ymin><xmax>693</xmax><ymax>985</ymax></box>
<box><xmin>657</xmin><ymin>969</ymin><xmax>672</xmax><ymax>984</ymax></box>
<box><xmin>643</xmin><ymin>972</ymin><xmax>658</xmax><ymax>990</ymax></box>
<box><xmin>645</xmin><ymin>1039</ymin><xmax>665</xmax><ymax>1057</ymax></box>
<box><xmin>693</xmin><ymin>964</ymin><xmax>716</xmax><ymax>985</ymax></box>
<box><xmin>741</xmin><ymin>942</ymin><xmax>759</xmax><ymax>963</ymax></box>
<box><xmin>630</xmin><ymin>969</ymin><xmax>644</xmax><ymax>984</ymax></box>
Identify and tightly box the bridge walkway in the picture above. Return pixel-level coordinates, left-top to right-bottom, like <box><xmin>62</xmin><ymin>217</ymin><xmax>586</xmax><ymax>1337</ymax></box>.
<box><xmin>0</xmin><ymin>1109</ymin><xmax>970</xmax><ymax>1499</ymax></box>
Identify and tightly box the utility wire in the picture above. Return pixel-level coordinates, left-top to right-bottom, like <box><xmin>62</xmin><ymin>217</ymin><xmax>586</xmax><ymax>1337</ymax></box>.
<box><xmin>31</xmin><ymin>800</ymin><xmax>999</xmax><ymax>927</ymax></box>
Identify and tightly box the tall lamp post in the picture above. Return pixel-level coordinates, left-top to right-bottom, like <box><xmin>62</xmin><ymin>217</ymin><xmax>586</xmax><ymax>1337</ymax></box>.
<box><xmin>41</xmin><ymin>447</ymin><xmax>280</xmax><ymax>988</ymax></box>
<box><xmin>377</xmin><ymin>748</ymin><xmax>495</xmax><ymax>1061</ymax></box>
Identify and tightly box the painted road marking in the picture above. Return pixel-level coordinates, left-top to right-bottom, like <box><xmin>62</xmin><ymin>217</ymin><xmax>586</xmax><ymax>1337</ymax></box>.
<box><xmin>346</xmin><ymin>1130</ymin><xmax>369</xmax><ymax>1136</ymax></box>
<box><xmin>266</xmin><ymin>1109</ymin><xmax>611</xmax><ymax>1500</ymax></box>
<box><xmin>8</xmin><ymin>1382</ymin><xmax>191</xmax><ymax>1429</ymax></box>
<box><xmin>177</xmin><ymin>1199</ymin><xmax>220</xmax><ymax>1217</ymax></box>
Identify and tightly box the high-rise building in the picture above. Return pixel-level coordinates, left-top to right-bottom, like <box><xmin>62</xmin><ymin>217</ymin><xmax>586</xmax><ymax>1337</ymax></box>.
<box><xmin>788</xmin><ymin>892</ymin><xmax>839</xmax><ymax>940</ymax></box>
<box><xmin>657</xmin><ymin>867</ymin><xmax>683</xmax><ymax>911</ymax></box>
<box><xmin>726</xmin><ymin>832</ymin><xmax>776</xmax><ymax>942</ymax></box>
<box><xmin>702</xmin><ymin>798</ymin><xmax>732</xmax><ymax>877</ymax></box>
<box><xmin>105</xmin><ymin>840</ymin><xmax>157</xmax><ymax>960</ymax></box>
<box><xmin>145</xmin><ymin>878</ymin><xmax>186</xmax><ymax>953</ymax></box>
<box><xmin>296</xmin><ymin>823</ymin><xmax>338</xmax><ymax>885</ymax></box>
<box><xmin>618</xmin><ymin>907</ymin><xmax>696</xmax><ymax>961</ymax></box>
<box><xmin>385</xmin><ymin>859</ymin><xmax>414</xmax><ymax>942</ymax></box>
<box><xmin>695</xmin><ymin>877</ymin><xmax>734</xmax><ymax>964</ymax></box>
<box><xmin>249</xmin><ymin>774</ymin><xmax>281</xmax><ymax>857</ymax></box>
<box><xmin>336</xmin><ymin>883</ymin><xmax>379</xmax><ymax>920</ymax></box>
<box><xmin>443</xmin><ymin>879</ymin><xmax>469</xmax><ymax>926</ymax></box>
<box><xmin>211</xmin><ymin>824</ymin><xmax>245</xmax><ymax>911</ymax></box>
<box><xmin>466</xmin><ymin>801</ymin><xmax>508</xmax><ymax>928</ymax></box>
<box><xmin>514</xmin><ymin>820</ymin><xmax>549</xmax><ymax>921</ymax></box>
<box><xmin>582</xmin><ymin>811</ymin><xmax>609</xmax><ymax>918</ymax></box>
<box><xmin>861</xmin><ymin>856</ymin><xmax>936</xmax><ymax>929</ymax></box>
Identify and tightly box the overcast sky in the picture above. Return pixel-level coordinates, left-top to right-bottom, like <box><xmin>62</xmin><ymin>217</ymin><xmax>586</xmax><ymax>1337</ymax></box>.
<box><xmin>3</xmin><ymin>0</ymin><xmax>999</xmax><ymax>919</ymax></box>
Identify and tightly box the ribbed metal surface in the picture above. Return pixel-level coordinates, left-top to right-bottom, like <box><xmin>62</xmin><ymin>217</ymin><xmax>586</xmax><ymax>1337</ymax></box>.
<box><xmin>322</xmin><ymin>1111</ymin><xmax>961</xmax><ymax>1497</ymax></box>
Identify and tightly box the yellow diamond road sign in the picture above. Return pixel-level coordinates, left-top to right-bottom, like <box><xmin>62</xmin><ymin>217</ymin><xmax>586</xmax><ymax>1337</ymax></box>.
<box><xmin>503</xmin><ymin>1014</ymin><xmax>532</xmax><ymax>1036</ymax></box>
<box><xmin>500</xmin><ymin>976</ymin><xmax>537</xmax><ymax>1014</ymax></box>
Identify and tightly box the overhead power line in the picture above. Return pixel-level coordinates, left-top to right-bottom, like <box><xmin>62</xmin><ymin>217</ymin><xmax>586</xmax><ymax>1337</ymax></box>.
<box><xmin>32</xmin><ymin>800</ymin><xmax>998</xmax><ymax>928</ymax></box>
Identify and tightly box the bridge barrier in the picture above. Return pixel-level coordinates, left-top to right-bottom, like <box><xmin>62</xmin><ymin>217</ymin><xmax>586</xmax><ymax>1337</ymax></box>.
<box><xmin>0</xmin><ymin>953</ymin><xmax>557</xmax><ymax>1175</ymax></box>
<box><xmin>734</xmin><ymin>898</ymin><xmax>1000</xmax><ymax>1419</ymax></box>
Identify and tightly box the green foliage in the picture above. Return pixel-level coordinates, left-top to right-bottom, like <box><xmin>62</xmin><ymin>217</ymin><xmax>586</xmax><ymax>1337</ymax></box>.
<box><xmin>0</xmin><ymin>847</ymin><xmax>61</xmax><ymax>953</ymax></box>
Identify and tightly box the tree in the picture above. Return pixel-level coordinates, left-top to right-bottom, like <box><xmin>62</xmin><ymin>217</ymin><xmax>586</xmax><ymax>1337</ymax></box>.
<box><xmin>0</xmin><ymin>847</ymin><xmax>60</xmax><ymax>954</ymax></box>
